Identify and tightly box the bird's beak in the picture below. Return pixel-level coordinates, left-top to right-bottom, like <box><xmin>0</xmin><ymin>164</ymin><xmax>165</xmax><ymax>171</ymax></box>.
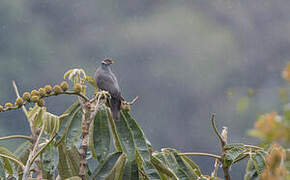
<box><xmin>111</xmin><ymin>60</ymin><xmax>115</xmax><ymax>64</ymax></box>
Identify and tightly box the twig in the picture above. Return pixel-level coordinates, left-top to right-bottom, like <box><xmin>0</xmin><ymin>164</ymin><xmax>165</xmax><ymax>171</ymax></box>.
<box><xmin>178</xmin><ymin>152</ymin><xmax>221</xmax><ymax>160</ymax></box>
<box><xmin>211</xmin><ymin>158</ymin><xmax>219</xmax><ymax>177</ymax></box>
<box><xmin>12</xmin><ymin>80</ymin><xmax>28</xmax><ymax>116</ymax></box>
<box><xmin>127</xmin><ymin>96</ymin><xmax>139</xmax><ymax>105</ymax></box>
<box><xmin>23</xmin><ymin>124</ymin><xmax>45</xmax><ymax>179</ymax></box>
<box><xmin>0</xmin><ymin>135</ymin><xmax>32</xmax><ymax>141</ymax></box>
<box><xmin>29</xmin><ymin>133</ymin><xmax>57</xmax><ymax>168</ymax></box>
<box><xmin>210</xmin><ymin>113</ymin><xmax>225</xmax><ymax>146</ymax></box>
<box><xmin>210</xmin><ymin>113</ymin><xmax>230</xmax><ymax>180</ymax></box>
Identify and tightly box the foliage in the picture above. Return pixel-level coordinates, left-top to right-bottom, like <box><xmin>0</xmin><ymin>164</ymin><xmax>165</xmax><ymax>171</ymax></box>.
<box><xmin>242</xmin><ymin>62</ymin><xmax>290</xmax><ymax>180</ymax></box>
<box><xmin>0</xmin><ymin>67</ymin><xmax>276</xmax><ymax>180</ymax></box>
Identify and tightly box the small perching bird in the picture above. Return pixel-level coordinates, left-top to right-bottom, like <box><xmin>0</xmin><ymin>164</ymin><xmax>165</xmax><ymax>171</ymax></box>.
<box><xmin>94</xmin><ymin>58</ymin><xmax>124</xmax><ymax>120</ymax></box>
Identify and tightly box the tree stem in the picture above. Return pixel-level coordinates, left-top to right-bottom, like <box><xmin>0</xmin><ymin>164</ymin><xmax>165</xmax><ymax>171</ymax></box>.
<box><xmin>0</xmin><ymin>135</ymin><xmax>32</xmax><ymax>141</ymax></box>
<box><xmin>178</xmin><ymin>152</ymin><xmax>221</xmax><ymax>160</ymax></box>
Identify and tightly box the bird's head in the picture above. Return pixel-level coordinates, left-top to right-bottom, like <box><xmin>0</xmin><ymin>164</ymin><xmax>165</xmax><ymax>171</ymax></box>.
<box><xmin>101</xmin><ymin>58</ymin><xmax>115</xmax><ymax>66</ymax></box>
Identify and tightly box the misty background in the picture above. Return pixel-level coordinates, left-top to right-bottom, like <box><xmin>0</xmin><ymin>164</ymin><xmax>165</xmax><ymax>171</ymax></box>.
<box><xmin>1</xmin><ymin>0</ymin><xmax>290</xmax><ymax>179</ymax></box>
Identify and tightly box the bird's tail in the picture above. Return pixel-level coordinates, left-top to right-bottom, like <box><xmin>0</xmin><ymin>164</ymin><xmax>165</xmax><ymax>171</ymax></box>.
<box><xmin>109</xmin><ymin>96</ymin><xmax>121</xmax><ymax>120</ymax></box>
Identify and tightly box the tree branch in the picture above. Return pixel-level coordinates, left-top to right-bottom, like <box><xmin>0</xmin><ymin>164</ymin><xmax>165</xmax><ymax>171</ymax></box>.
<box><xmin>178</xmin><ymin>152</ymin><xmax>221</xmax><ymax>160</ymax></box>
<box><xmin>0</xmin><ymin>135</ymin><xmax>32</xmax><ymax>141</ymax></box>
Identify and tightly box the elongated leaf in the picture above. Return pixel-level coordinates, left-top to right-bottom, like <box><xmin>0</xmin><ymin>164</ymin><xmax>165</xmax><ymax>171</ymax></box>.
<box><xmin>122</xmin><ymin>160</ymin><xmax>139</xmax><ymax>180</ymax></box>
<box><xmin>151</xmin><ymin>156</ymin><xmax>177</xmax><ymax>180</ymax></box>
<box><xmin>0</xmin><ymin>145</ymin><xmax>24</xmax><ymax>175</ymax></box>
<box><xmin>251</xmin><ymin>151</ymin><xmax>266</xmax><ymax>175</ymax></box>
<box><xmin>123</xmin><ymin>110</ymin><xmax>150</xmax><ymax>161</ymax></box>
<box><xmin>142</xmin><ymin>161</ymin><xmax>162</xmax><ymax>180</ymax></box>
<box><xmin>41</xmin><ymin>143</ymin><xmax>59</xmax><ymax>179</ymax></box>
<box><xmin>55</xmin><ymin>101</ymin><xmax>81</xmax><ymax>146</ymax></box>
<box><xmin>89</xmin><ymin>105</ymin><xmax>110</xmax><ymax>162</ymax></box>
<box><xmin>65</xmin><ymin>109</ymin><xmax>82</xmax><ymax>148</ymax></box>
<box><xmin>0</xmin><ymin>159</ymin><xmax>5</xmax><ymax>179</ymax></box>
<box><xmin>224</xmin><ymin>143</ymin><xmax>245</xmax><ymax>150</ymax></box>
<box><xmin>160</xmin><ymin>150</ymin><xmax>189</xmax><ymax>180</ymax></box>
<box><xmin>57</xmin><ymin>143</ymin><xmax>80</xmax><ymax>178</ymax></box>
<box><xmin>244</xmin><ymin>159</ymin><xmax>258</xmax><ymax>180</ymax></box>
<box><xmin>122</xmin><ymin>111</ymin><xmax>161</xmax><ymax>179</ymax></box>
<box><xmin>2</xmin><ymin>158</ymin><xmax>13</xmax><ymax>176</ymax></box>
<box><xmin>66</xmin><ymin>145</ymin><xmax>81</xmax><ymax>176</ymax></box>
<box><xmin>27</xmin><ymin>104</ymin><xmax>42</xmax><ymax>121</ymax></box>
<box><xmin>165</xmin><ymin>149</ymin><xmax>198</xmax><ymax>180</ymax></box>
<box><xmin>224</xmin><ymin>147</ymin><xmax>244</xmax><ymax>168</ymax></box>
<box><xmin>14</xmin><ymin>141</ymin><xmax>32</xmax><ymax>179</ymax></box>
<box><xmin>106</xmin><ymin>108</ymin><xmax>122</xmax><ymax>152</ymax></box>
<box><xmin>105</xmin><ymin>153</ymin><xmax>126</xmax><ymax>180</ymax></box>
<box><xmin>113</xmin><ymin>111</ymin><xmax>135</xmax><ymax>160</ymax></box>
<box><xmin>58</xmin><ymin>143</ymin><xmax>73</xmax><ymax>178</ymax></box>
<box><xmin>181</xmin><ymin>156</ymin><xmax>202</xmax><ymax>177</ymax></box>
<box><xmin>92</xmin><ymin>152</ymin><xmax>122</xmax><ymax>179</ymax></box>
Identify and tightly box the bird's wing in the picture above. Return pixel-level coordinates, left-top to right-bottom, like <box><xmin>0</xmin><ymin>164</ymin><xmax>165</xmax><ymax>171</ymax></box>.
<box><xmin>95</xmin><ymin>72</ymin><xmax>121</xmax><ymax>98</ymax></box>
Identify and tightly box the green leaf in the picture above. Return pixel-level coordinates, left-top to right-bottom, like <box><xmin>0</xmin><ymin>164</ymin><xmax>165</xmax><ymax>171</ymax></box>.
<box><xmin>89</xmin><ymin>105</ymin><xmax>110</xmax><ymax>162</ymax></box>
<box><xmin>122</xmin><ymin>110</ymin><xmax>161</xmax><ymax>180</ymax></box>
<box><xmin>106</xmin><ymin>108</ymin><xmax>122</xmax><ymax>152</ymax></box>
<box><xmin>92</xmin><ymin>152</ymin><xmax>123</xmax><ymax>180</ymax></box>
<box><xmin>55</xmin><ymin>101</ymin><xmax>81</xmax><ymax>146</ymax></box>
<box><xmin>151</xmin><ymin>156</ymin><xmax>177</xmax><ymax>180</ymax></box>
<box><xmin>122</xmin><ymin>110</ymin><xmax>150</xmax><ymax>161</ymax></box>
<box><xmin>105</xmin><ymin>153</ymin><xmax>126</xmax><ymax>180</ymax></box>
<box><xmin>27</xmin><ymin>104</ymin><xmax>42</xmax><ymax>121</ymax></box>
<box><xmin>0</xmin><ymin>159</ymin><xmax>6</xmax><ymax>179</ymax></box>
<box><xmin>57</xmin><ymin>143</ymin><xmax>80</xmax><ymax>179</ymax></box>
<box><xmin>165</xmin><ymin>149</ymin><xmax>198</xmax><ymax>180</ymax></box>
<box><xmin>65</xmin><ymin>108</ymin><xmax>82</xmax><ymax>148</ymax></box>
<box><xmin>0</xmin><ymin>145</ymin><xmax>24</xmax><ymax>175</ymax></box>
<box><xmin>244</xmin><ymin>158</ymin><xmax>258</xmax><ymax>180</ymax></box>
<box><xmin>224</xmin><ymin>143</ymin><xmax>245</xmax><ymax>150</ymax></box>
<box><xmin>113</xmin><ymin>111</ymin><xmax>135</xmax><ymax>160</ymax></box>
<box><xmin>251</xmin><ymin>151</ymin><xmax>266</xmax><ymax>175</ymax></box>
<box><xmin>2</xmin><ymin>158</ymin><xmax>12</xmax><ymax>176</ymax></box>
<box><xmin>160</xmin><ymin>150</ymin><xmax>189</xmax><ymax>180</ymax></box>
<box><xmin>122</xmin><ymin>160</ymin><xmax>139</xmax><ymax>180</ymax></box>
<box><xmin>181</xmin><ymin>155</ymin><xmax>202</xmax><ymax>177</ymax></box>
<box><xmin>41</xmin><ymin>142</ymin><xmax>59</xmax><ymax>179</ymax></box>
<box><xmin>224</xmin><ymin>147</ymin><xmax>244</xmax><ymax>168</ymax></box>
<box><xmin>142</xmin><ymin>161</ymin><xmax>162</xmax><ymax>180</ymax></box>
<box><xmin>14</xmin><ymin>141</ymin><xmax>32</xmax><ymax>179</ymax></box>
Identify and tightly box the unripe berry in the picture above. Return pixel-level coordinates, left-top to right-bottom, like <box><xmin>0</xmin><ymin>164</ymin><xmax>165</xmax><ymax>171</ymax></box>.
<box><xmin>31</xmin><ymin>96</ymin><xmax>39</xmax><ymax>103</ymax></box>
<box><xmin>31</xmin><ymin>90</ymin><xmax>39</xmax><ymax>97</ymax></box>
<box><xmin>15</xmin><ymin>97</ymin><xmax>24</xmax><ymax>107</ymax></box>
<box><xmin>37</xmin><ymin>99</ymin><xmax>45</xmax><ymax>107</ymax></box>
<box><xmin>44</xmin><ymin>85</ymin><xmax>52</xmax><ymax>94</ymax></box>
<box><xmin>5</xmin><ymin>102</ymin><xmax>13</xmax><ymax>109</ymax></box>
<box><xmin>60</xmin><ymin>81</ymin><xmax>69</xmax><ymax>91</ymax></box>
<box><xmin>53</xmin><ymin>85</ymin><xmax>63</xmax><ymax>94</ymax></box>
<box><xmin>0</xmin><ymin>105</ymin><xmax>3</xmax><ymax>112</ymax></box>
<box><xmin>74</xmin><ymin>83</ymin><xmax>82</xmax><ymax>93</ymax></box>
<box><xmin>38</xmin><ymin>88</ymin><xmax>46</xmax><ymax>97</ymax></box>
<box><xmin>23</xmin><ymin>92</ymin><xmax>31</xmax><ymax>101</ymax></box>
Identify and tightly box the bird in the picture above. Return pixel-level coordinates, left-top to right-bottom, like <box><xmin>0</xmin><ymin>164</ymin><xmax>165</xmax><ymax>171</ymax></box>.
<box><xmin>94</xmin><ymin>58</ymin><xmax>124</xmax><ymax>120</ymax></box>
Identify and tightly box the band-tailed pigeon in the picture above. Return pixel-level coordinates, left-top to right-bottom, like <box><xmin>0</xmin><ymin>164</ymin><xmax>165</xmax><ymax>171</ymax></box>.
<box><xmin>94</xmin><ymin>58</ymin><xmax>124</xmax><ymax>120</ymax></box>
